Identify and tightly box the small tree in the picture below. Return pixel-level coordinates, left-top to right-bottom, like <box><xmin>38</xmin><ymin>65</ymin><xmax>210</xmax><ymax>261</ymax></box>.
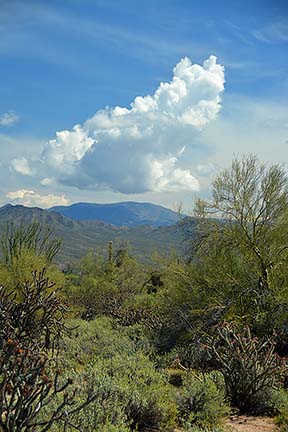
<box><xmin>179</xmin><ymin>155</ymin><xmax>288</xmax><ymax>335</ymax></box>
<box><xmin>194</xmin><ymin>155</ymin><xmax>288</xmax><ymax>293</ymax></box>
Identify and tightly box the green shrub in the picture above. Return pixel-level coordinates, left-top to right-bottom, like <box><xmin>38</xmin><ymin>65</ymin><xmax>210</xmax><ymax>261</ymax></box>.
<box><xmin>67</xmin><ymin>249</ymin><xmax>146</xmax><ymax>321</ymax></box>
<box><xmin>273</xmin><ymin>388</ymin><xmax>288</xmax><ymax>431</ymax></box>
<box><xmin>56</xmin><ymin>317</ymin><xmax>177</xmax><ymax>431</ymax></box>
<box><xmin>69</xmin><ymin>355</ymin><xmax>177</xmax><ymax>432</ymax></box>
<box><xmin>177</xmin><ymin>371</ymin><xmax>229</xmax><ymax>429</ymax></box>
<box><xmin>64</xmin><ymin>363</ymin><xmax>129</xmax><ymax>432</ymax></box>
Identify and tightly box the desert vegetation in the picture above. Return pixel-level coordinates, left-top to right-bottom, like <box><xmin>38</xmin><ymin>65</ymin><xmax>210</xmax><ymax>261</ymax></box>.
<box><xmin>1</xmin><ymin>155</ymin><xmax>288</xmax><ymax>432</ymax></box>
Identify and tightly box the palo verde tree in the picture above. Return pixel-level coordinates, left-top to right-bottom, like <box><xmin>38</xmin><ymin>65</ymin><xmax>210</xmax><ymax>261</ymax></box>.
<box><xmin>176</xmin><ymin>156</ymin><xmax>288</xmax><ymax>336</ymax></box>
<box><xmin>189</xmin><ymin>155</ymin><xmax>288</xmax><ymax>334</ymax></box>
<box><xmin>67</xmin><ymin>242</ymin><xmax>146</xmax><ymax>322</ymax></box>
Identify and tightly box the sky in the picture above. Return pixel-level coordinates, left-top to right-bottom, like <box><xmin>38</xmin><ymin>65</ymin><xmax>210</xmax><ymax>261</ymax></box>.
<box><xmin>0</xmin><ymin>0</ymin><xmax>288</xmax><ymax>212</ymax></box>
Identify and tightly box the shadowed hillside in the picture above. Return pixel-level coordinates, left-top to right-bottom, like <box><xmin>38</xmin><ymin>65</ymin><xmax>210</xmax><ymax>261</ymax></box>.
<box><xmin>0</xmin><ymin>204</ymin><xmax>190</xmax><ymax>263</ymax></box>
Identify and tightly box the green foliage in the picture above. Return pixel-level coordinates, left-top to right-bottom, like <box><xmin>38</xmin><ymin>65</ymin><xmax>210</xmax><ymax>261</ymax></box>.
<box><xmin>57</xmin><ymin>317</ymin><xmax>177</xmax><ymax>431</ymax></box>
<box><xmin>275</xmin><ymin>389</ymin><xmax>288</xmax><ymax>431</ymax></box>
<box><xmin>67</xmin><ymin>247</ymin><xmax>147</xmax><ymax>321</ymax></box>
<box><xmin>177</xmin><ymin>371</ymin><xmax>229</xmax><ymax>429</ymax></box>
<box><xmin>190</xmin><ymin>155</ymin><xmax>288</xmax><ymax>334</ymax></box>
<box><xmin>0</xmin><ymin>222</ymin><xmax>64</xmax><ymax>290</ymax></box>
<box><xmin>209</xmin><ymin>322</ymin><xmax>286</xmax><ymax>414</ymax></box>
<box><xmin>4</xmin><ymin>156</ymin><xmax>288</xmax><ymax>430</ymax></box>
<box><xmin>136</xmin><ymin>257</ymin><xmax>195</xmax><ymax>352</ymax></box>
<box><xmin>1</xmin><ymin>222</ymin><xmax>61</xmax><ymax>268</ymax></box>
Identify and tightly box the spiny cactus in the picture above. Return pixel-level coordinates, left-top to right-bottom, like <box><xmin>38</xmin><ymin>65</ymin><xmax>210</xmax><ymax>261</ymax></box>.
<box><xmin>0</xmin><ymin>270</ymin><xmax>96</xmax><ymax>431</ymax></box>
<box><xmin>208</xmin><ymin>322</ymin><xmax>286</xmax><ymax>414</ymax></box>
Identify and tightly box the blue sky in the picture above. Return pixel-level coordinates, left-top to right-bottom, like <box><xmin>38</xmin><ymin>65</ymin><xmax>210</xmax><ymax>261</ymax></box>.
<box><xmin>0</xmin><ymin>0</ymin><xmax>288</xmax><ymax>211</ymax></box>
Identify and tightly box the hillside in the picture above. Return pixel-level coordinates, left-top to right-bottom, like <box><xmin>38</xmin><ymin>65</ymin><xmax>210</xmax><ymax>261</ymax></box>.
<box><xmin>0</xmin><ymin>204</ymin><xmax>190</xmax><ymax>263</ymax></box>
<box><xmin>50</xmin><ymin>201</ymin><xmax>179</xmax><ymax>227</ymax></box>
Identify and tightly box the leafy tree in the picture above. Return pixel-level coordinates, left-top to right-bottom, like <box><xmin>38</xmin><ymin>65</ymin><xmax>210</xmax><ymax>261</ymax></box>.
<box><xmin>194</xmin><ymin>155</ymin><xmax>288</xmax><ymax>293</ymax></box>
<box><xmin>182</xmin><ymin>155</ymin><xmax>288</xmax><ymax>335</ymax></box>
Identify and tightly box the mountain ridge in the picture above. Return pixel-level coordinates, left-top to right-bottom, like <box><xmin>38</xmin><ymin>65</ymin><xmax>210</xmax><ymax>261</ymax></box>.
<box><xmin>0</xmin><ymin>203</ymin><xmax>190</xmax><ymax>263</ymax></box>
<box><xmin>50</xmin><ymin>201</ymin><xmax>179</xmax><ymax>227</ymax></box>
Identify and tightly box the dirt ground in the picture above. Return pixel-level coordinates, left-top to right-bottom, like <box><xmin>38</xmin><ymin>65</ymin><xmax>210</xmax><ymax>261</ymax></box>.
<box><xmin>225</xmin><ymin>416</ymin><xmax>279</xmax><ymax>432</ymax></box>
<box><xmin>174</xmin><ymin>416</ymin><xmax>279</xmax><ymax>432</ymax></box>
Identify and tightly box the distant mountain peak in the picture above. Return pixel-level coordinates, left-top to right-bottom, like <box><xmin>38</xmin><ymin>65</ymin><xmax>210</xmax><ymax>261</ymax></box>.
<box><xmin>49</xmin><ymin>201</ymin><xmax>179</xmax><ymax>227</ymax></box>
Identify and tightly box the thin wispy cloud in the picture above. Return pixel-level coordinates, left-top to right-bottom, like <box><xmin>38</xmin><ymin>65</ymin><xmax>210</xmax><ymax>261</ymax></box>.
<box><xmin>0</xmin><ymin>1</ymin><xmax>283</xmax><ymax>82</ymax></box>
<box><xmin>253</xmin><ymin>21</ymin><xmax>288</xmax><ymax>43</ymax></box>
<box><xmin>0</xmin><ymin>111</ymin><xmax>19</xmax><ymax>127</ymax></box>
<box><xmin>0</xmin><ymin>1</ymin><xmax>209</xmax><ymax>70</ymax></box>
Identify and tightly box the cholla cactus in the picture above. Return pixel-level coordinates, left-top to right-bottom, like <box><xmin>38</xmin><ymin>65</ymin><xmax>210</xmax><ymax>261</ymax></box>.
<box><xmin>208</xmin><ymin>322</ymin><xmax>286</xmax><ymax>414</ymax></box>
<box><xmin>0</xmin><ymin>270</ymin><xmax>95</xmax><ymax>431</ymax></box>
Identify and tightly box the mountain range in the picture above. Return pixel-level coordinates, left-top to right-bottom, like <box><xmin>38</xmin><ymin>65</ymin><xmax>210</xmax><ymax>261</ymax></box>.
<box><xmin>0</xmin><ymin>202</ymin><xmax>193</xmax><ymax>263</ymax></box>
<box><xmin>50</xmin><ymin>201</ymin><xmax>180</xmax><ymax>227</ymax></box>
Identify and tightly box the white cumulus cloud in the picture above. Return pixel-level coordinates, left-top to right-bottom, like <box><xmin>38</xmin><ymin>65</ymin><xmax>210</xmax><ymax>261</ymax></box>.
<box><xmin>6</xmin><ymin>189</ymin><xmax>69</xmax><ymax>208</ymax></box>
<box><xmin>13</xmin><ymin>55</ymin><xmax>225</xmax><ymax>194</ymax></box>
<box><xmin>0</xmin><ymin>111</ymin><xmax>19</xmax><ymax>127</ymax></box>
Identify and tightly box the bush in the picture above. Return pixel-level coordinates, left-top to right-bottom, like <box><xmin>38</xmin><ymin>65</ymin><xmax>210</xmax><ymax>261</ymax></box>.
<box><xmin>0</xmin><ymin>222</ymin><xmax>63</xmax><ymax>291</ymax></box>
<box><xmin>59</xmin><ymin>317</ymin><xmax>177</xmax><ymax>431</ymax></box>
<box><xmin>177</xmin><ymin>371</ymin><xmax>229</xmax><ymax>429</ymax></box>
<box><xmin>60</xmin><ymin>362</ymin><xmax>130</xmax><ymax>432</ymax></box>
<box><xmin>67</xmin><ymin>249</ymin><xmax>146</xmax><ymax>320</ymax></box>
<box><xmin>274</xmin><ymin>388</ymin><xmax>288</xmax><ymax>431</ymax></box>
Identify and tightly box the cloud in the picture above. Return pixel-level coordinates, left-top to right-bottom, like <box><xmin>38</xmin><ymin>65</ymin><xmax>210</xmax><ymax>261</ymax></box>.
<box><xmin>0</xmin><ymin>111</ymin><xmax>19</xmax><ymax>127</ymax></box>
<box><xmin>6</xmin><ymin>189</ymin><xmax>69</xmax><ymax>208</ymax></box>
<box><xmin>195</xmin><ymin>95</ymin><xmax>288</xmax><ymax>174</ymax></box>
<box><xmin>253</xmin><ymin>21</ymin><xmax>288</xmax><ymax>43</ymax></box>
<box><xmin>40</xmin><ymin>177</ymin><xmax>55</xmax><ymax>186</ymax></box>
<box><xmin>10</xmin><ymin>157</ymin><xmax>33</xmax><ymax>176</ymax></box>
<box><xmin>196</xmin><ymin>162</ymin><xmax>216</xmax><ymax>177</ymax></box>
<box><xmin>14</xmin><ymin>55</ymin><xmax>225</xmax><ymax>194</ymax></box>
